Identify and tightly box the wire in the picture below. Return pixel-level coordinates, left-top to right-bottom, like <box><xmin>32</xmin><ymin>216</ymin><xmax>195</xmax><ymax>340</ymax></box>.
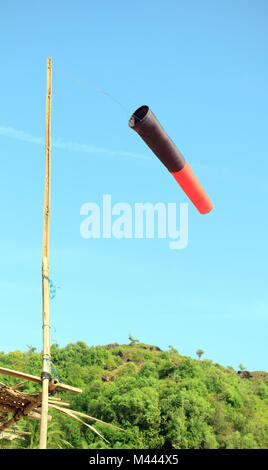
<box><xmin>54</xmin><ymin>70</ymin><xmax>130</xmax><ymax>119</ymax></box>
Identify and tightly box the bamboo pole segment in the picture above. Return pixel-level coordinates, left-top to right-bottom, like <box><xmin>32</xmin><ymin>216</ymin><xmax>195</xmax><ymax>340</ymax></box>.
<box><xmin>0</xmin><ymin>431</ymin><xmax>25</xmax><ymax>441</ymax></box>
<box><xmin>47</xmin><ymin>397</ymin><xmax>62</xmax><ymax>401</ymax></box>
<box><xmin>0</xmin><ymin>367</ymin><xmax>41</xmax><ymax>383</ymax></box>
<box><xmin>0</xmin><ymin>367</ymin><xmax>82</xmax><ymax>394</ymax></box>
<box><xmin>39</xmin><ymin>57</ymin><xmax>52</xmax><ymax>450</ymax></box>
<box><xmin>48</xmin><ymin>399</ymin><xmax>70</xmax><ymax>407</ymax></box>
<box><xmin>3</xmin><ymin>429</ymin><xmax>31</xmax><ymax>436</ymax></box>
<box><xmin>11</xmin><ymin>382</ymin><xmax>27</xmax><ymax>390</ymax></box>
<box><xmin>28</xmin><ymin>411</ymin><xmax>52</xmax><ymax>422</ymax></box>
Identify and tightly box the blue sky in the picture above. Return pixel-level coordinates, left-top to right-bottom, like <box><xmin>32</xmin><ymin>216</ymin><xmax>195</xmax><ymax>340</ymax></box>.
<box><xmin>0</xmin><ymin>0</ymin><xmax>267</xmax><ymax>371</ymax></box>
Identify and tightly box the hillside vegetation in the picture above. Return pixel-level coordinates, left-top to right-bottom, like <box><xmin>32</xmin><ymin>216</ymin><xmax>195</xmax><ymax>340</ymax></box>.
<box><xmin>0</xmin><ymin>341</ymin><xmax>267</xmax><ymax>449</ymax></box>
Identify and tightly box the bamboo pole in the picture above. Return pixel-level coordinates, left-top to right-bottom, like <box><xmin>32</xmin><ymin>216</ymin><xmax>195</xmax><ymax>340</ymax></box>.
<box><xmin>39</xmin><ymin>57</ymin><xmax>52</xmax><ymax>449</ymax></box>
<box><xmin>0</xmin><ymin>367</ymin><xmax>82</xmax><ymax>394</ymax></box>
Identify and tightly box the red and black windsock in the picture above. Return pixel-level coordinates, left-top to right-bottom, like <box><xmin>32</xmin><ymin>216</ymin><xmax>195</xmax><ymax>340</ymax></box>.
<box><xmin>129</xmin><ymin>105</ymin><xmax>213</xmax><ymax>214</ymax></box>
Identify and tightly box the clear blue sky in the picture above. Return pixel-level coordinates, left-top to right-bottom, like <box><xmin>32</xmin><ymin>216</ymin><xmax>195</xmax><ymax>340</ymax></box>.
<box><xmin>0</xmin><ymin>0</ymin><xmax>267</xmax><ymax>371</ymax></box>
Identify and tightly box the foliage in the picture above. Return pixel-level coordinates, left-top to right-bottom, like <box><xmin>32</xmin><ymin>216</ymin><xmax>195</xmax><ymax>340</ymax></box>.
<box><xmin>0</xmin><ymin>342</ymin><xmax>267</xmax><ymax>449</ymax></box>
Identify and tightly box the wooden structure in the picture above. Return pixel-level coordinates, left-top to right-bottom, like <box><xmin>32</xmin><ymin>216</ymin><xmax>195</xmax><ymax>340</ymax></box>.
<box><xmin>0</xmin><ymin>58</ymin><xmax>124</xmax><ymax>448</ymax></box>
<box><xmin>0</xmin><ymin>374</ymin><xmax>123</xmax><ymax>446</ymax></box>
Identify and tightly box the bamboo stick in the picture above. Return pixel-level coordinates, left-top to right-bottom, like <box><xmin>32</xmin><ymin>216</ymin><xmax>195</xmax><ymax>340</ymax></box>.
<box><xmin>39</xmin><ymin>57</ymin><xmax>52</xmax><ymax>450</ymax></box>
<box><xmin>51</xmin><ymin>406</ymin><xmax>125</xmax><ymax>431</ymax></box>
<box><xmin>48</xmin><ymin>404</ymin><xmax>110</xmax><ymax>444</ymax></box>
<box><xmin>0</xmin><ymin>367</ymin><xmax>41</xmax><ymax>384</ymax></box>
<box><xmin>28</xmin><ymin>411</ymin><xmax>52</xmax><ymax>422</ymax></box>
<box><xmin>0</xmin><ymin>367</ymin><xmax>82</xmax><ymax>394</ymax></box>
<box><xmin>47</xmin><ymin>397</ymin><xmax>62</xmax><ymax>401</ymax></box>
<box><xmin>11</xmin><ymin>382</ymin><xmax>27</xmax><ymax>390</ymax></box>
<box><xmin>0</xmin><ymin>431</ymin><xmax>25</xmax><ymax>441</ymax></box>
<box><xmin>0</xmin><ymin>415</ymin><xmax>23</xmax><ymax>432</ymax></box>
<box><xmin>48</xmin><ymin>400</ymin><xmax>70</xmax><ymax>407</ymax></box>
<box><xmin>47</xmin><ymin>403</ymin><xmax>124</xmax><ymax>431</ymax></box>
<box><xmin>3</xmin><ymin>429</ymin><xmax>31</xmax><ymax>436</ymax></box>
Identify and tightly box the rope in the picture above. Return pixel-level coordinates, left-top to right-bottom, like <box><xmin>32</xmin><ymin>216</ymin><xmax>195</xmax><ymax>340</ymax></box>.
<box><xmin>42</xmin><ymin>275</ymin><xmax>59</xmax><ymax>300</ymax></box>
<box><xmin>42</xmin><ymin>356</ymin><xmax>61</xmax><ymax>383</ymax></box>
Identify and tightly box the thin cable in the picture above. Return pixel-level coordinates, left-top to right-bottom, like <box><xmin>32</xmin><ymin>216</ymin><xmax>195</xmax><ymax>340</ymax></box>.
<box><xmin>54</xmin><ymin>70</ymin><xmax>130</xmax><ymax>119</ymax></box>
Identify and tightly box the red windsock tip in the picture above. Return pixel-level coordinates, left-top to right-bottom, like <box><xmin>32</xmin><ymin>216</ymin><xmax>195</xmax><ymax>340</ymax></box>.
<box><xmin>171</xmin><ymin>162</ymin><xmax>213</xmax><ymax>214</ymax></box>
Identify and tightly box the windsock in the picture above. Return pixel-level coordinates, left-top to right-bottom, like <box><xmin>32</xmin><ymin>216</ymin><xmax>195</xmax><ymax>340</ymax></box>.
<box><xmin>129</xmin><ymin>105</ymin><xmax>213</xmax><ymax>214</ymax></box>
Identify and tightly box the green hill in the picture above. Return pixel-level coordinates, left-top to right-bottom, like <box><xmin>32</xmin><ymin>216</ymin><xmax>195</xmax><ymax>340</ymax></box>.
<box><xmin>0</xmin><ymin>341</ymin><xmax>267</xmax><ymax>449</ymax></box>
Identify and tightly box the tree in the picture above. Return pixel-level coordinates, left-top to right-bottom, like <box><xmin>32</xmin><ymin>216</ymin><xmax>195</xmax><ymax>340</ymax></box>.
<box><xmin>128</xmin><ymin>334</ymin><xmax>139</xmax><ymax>346</ymax></box>
<box><xmin>26</xmin><ymin>345</ymin><xmax>37</xmax><ymax>355</ymax></box>
<box><xmin>196</xmin><ymin>349</ymin><xmax>205</xmax><ymax>360</ymax></box>
<box><xmin>168</xmin><ymin>345</ymin><xmax>179</xmax><ymax>354</ymax></box>
<box><xmin>238</xmin><ymin>364</ymin><xmax>246</xmax><ymax>371</ymax></box>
